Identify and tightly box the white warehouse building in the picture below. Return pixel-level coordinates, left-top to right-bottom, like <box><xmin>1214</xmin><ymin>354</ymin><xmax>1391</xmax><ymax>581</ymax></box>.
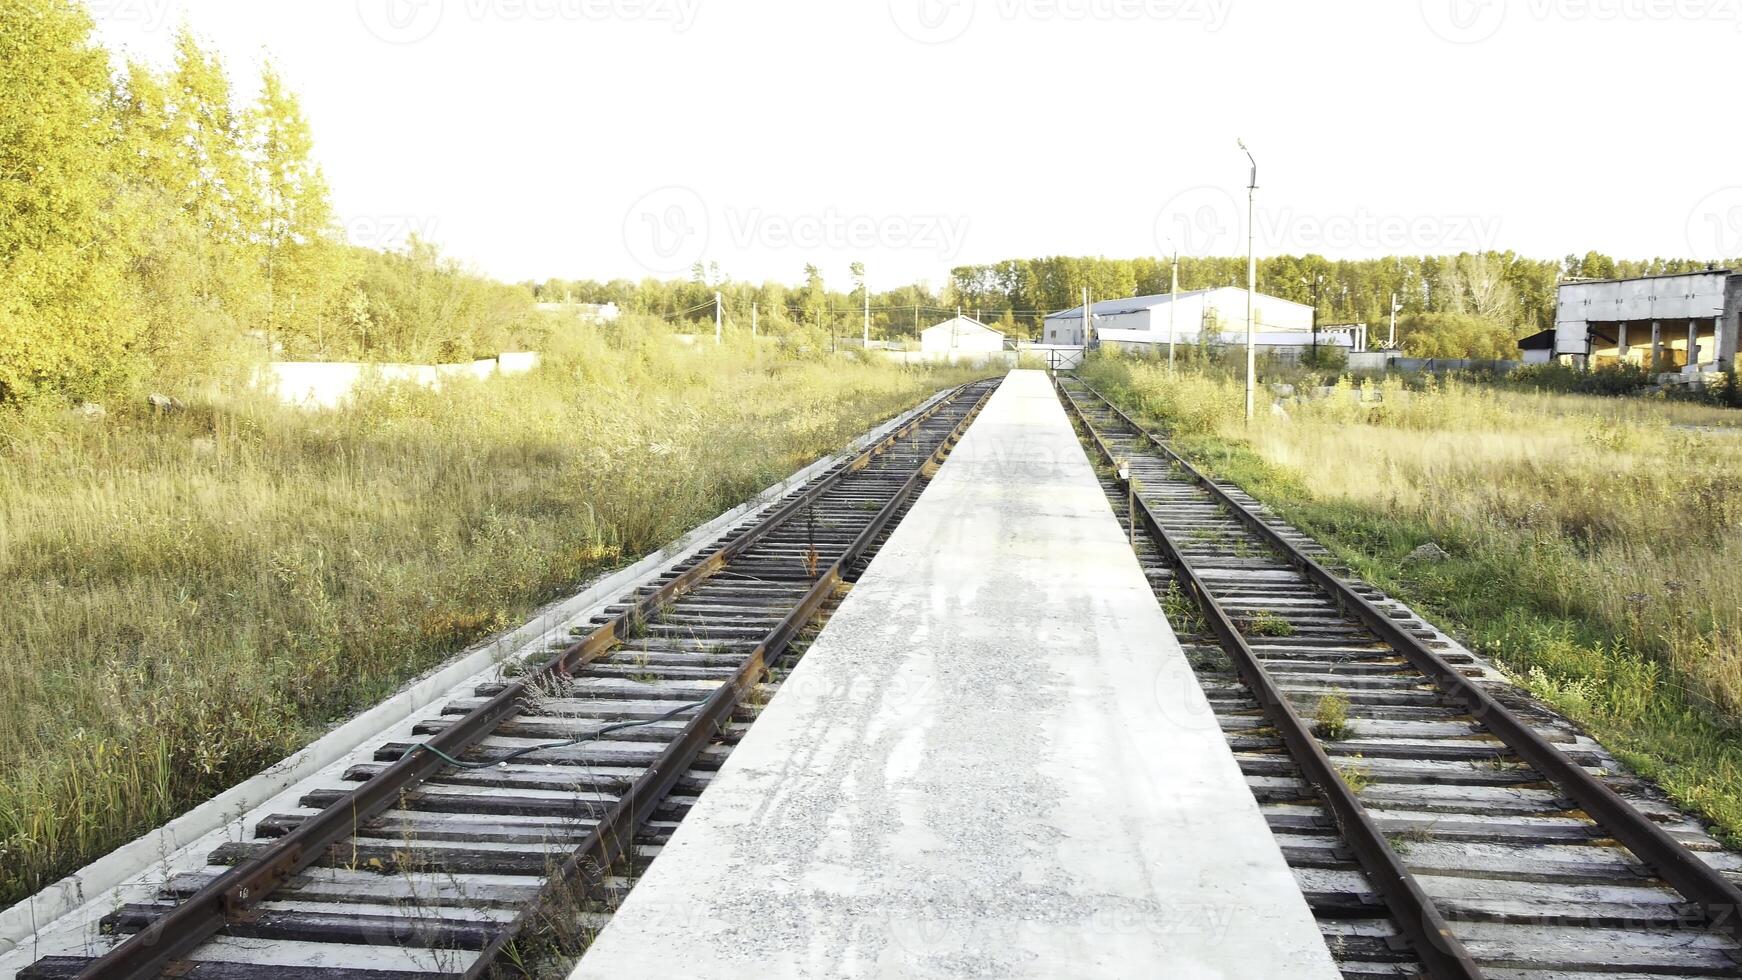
<box><xmin>920</xmin><ymin>315</ymin><xmax>1005</xmax><ymax>353</ymax></box>
<box><xmin>1042</xmin><ymin>288</ymin><xmax>1357</xmax><ymax>357</ymax></box>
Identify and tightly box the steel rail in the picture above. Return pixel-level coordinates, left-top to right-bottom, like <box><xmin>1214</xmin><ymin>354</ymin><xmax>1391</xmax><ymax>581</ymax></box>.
<box><xmin>462</xmin><ymin>381</ymin><xmax>993</xmax><ymax>976</ymax></box>
<box><xmin>80</xmin><ymin>381</ymin><xmax>991</xmax><ymax>980</ymax></box>
<box><xmin>1054</xmin><ymin>375</ymin><xmax>1481</xmax><ymax>978</ymax></box>
<box><xmin>1064</xmin><ymin>374</ymin><xmax>1742</xmax><ymax>945</ymax></box>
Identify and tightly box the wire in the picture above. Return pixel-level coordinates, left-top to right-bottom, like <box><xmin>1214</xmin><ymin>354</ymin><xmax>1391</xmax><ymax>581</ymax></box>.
<box><xmin>413</xmin><ymin>696</ymin><xmax>712</xmax><ymax>770</ymax></box>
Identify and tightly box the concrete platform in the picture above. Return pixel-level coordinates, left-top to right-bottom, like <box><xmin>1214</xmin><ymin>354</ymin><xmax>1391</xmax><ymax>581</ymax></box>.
<box><xmin>572</xmin><ymin>370</ymin><xmax>1339</xmax><ymax>979</ymax></box>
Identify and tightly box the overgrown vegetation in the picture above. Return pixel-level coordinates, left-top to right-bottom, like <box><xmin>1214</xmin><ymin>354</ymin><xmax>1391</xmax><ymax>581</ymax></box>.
<box><xmin>0</xmin><ymin>321</ymin><xmax>986</xmax><ymax>906</ymax></box>
<box><xmin>0</xmin><ymin>1</ymin><xmax>550</xmax><ymax>403</ymax></box>
<box><xmin>1083</xmin><ymin>354</ymin><xmax>1742</xmax><ymax>841</ymax></box>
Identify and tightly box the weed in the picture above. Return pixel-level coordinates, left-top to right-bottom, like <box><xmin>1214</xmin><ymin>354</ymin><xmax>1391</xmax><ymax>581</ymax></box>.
<box><xmin>1313</xmin><ymin>691</ymin><xmax>1354</xmax><ymax>741</ymax></box>
<box><xmin>1385</xmin><ymin>826</ymin><xmax>1435</xmax><ymax>855</ymax></box>
<box><xmin>1161</xmin><ymin>582</ymin><xmax>1206</xmax><ymax>635</ymax></box>
<box><xmin>1337</xmin><ymin>755</ymin><xmax>1371</xmax><ymax>794</ymax></box>
<box><xmin>1244</xmin><ymin>610</ymin><xmax>1297</xmax><ymax>638</ymax></box>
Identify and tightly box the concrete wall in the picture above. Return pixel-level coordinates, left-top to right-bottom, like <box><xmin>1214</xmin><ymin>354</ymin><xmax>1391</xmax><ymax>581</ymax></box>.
<box><xmin>1723</xmin><ymin>275</ymin><xmax>1742</xmax><ymax>371</ymax></box>
<box><xmin>882</xmin><ymin>350</ymin><xmax>1017</xmax><ymax>367</ymax></box>
<box><xmin>259</xmin><ymin>352</ymin><xmax>542</xmax><ymax>408</ymax></box>
<box><xmin>1393</xmin><ymin>357</ymin><xmax>1522</xmax><ymax>374</ymax></box>
<box><xmin>1347</xmin><ymin>351</ymin><xmax>1395</xmax><ymax>372</ymax></box>
<box><xmin>1554</xmin><ymin>271</ymin><xmax>1732</xmax><ymax>358</ymax></box>
<box><xmin>1018</xmin><ymin>344</ymin><xmax>1085</xmax><ymax>370</ymax></box>
<box><xmin>1345</xmin><ymin>352</ymin><xmax>1523</xmax><ymax>374</ymax></box>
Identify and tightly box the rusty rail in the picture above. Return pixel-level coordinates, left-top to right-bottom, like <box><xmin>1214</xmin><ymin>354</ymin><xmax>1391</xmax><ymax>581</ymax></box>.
<box><xmin>80</xmin><ymin>381</ymin><xmax>993</xmax><ymax>980</ymax></box>
<box><xmin>1060</xmin><ymin>372</ymin><xmax>1742</xmax><ymax>959</ymax></box>
<box><xmin>1054</xmin><ymin>375</ymin><xmax>1482</xmax><ymax>978</ymax></box>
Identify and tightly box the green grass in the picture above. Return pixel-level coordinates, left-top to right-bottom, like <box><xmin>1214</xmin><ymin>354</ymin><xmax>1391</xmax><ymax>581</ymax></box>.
<box><xmin>1081</xmin><ymin>353</ymin><xmax>1742</xmax><ymax>844</ymax></box>
<box><xmin>1243</xmin><ymin>609</ymin><xmax>1296</xmax><ymax>637</ymax></box>
<box><xmin>0</xmin><ymin>319</ymin><xmax>988</xmax><ymax>906</ymax></box>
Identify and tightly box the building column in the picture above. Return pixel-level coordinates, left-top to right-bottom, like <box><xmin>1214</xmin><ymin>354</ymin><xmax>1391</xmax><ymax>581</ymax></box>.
<box><xmin>1650</xmin><ymin>320</ymin><xmax>1661</xmax><ymax>374</ymax></box>
<box><xmin>1721</xmin><ymin>313</ymin><xmax>1740</xmax><ymax>373</ymax></box>
<box><xmin>1617</xmin><ymin>321</ymin><xmax>1629</xmax><ymax>362</ymax></box>
<box><xmin>1689</xmin><ymin>319</ymin><xmax>1700</xmax><ymax>369</ymax></box>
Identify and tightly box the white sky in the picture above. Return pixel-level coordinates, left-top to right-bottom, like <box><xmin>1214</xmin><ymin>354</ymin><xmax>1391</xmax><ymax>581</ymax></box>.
<box><xmin>92</xmin><ymin>0</ymin><xmax>1742</xmax><ymax>290</ymax></box>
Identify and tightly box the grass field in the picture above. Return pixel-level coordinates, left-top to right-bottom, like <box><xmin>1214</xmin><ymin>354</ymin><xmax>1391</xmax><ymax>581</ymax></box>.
<box><xmin>0</xmin><ymin>320</ymin><xmax>986</xmax><ymax>908</ymax></box>
<box><xmin>1081</xmin><ymin>354</ymin><xmax>1742</xmax><ymax>841</ymax></box>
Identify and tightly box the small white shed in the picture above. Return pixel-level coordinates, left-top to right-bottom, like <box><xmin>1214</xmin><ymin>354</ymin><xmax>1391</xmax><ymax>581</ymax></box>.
<box><xmin>920</xmin><ymin>316</ymin><xmax>1005</xmax><ymax>353</ymax></box>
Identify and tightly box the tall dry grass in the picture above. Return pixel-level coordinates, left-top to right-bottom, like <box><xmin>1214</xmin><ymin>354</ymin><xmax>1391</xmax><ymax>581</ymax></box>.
<box><xmin>1083</xmin><ymin>354</ymin><xmax>1742</xmax><ymax>836</ymax></box>
<box><xmin>0</xmin><ymin>318</ymin><xmax>985</xmax><ymax>906</ymax></box>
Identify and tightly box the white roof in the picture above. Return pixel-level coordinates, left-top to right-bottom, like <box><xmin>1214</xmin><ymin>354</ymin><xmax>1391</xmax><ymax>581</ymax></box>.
<box><xmin>1099</xmin><ymin>327</ymin><xmax>1352</xmax><ymax>347</ymax></box>
<box><xmin>1046</xmin><ymin>288</ymin><xmax>1313</xmax><ymax>320</ymax></box>
<box><xmin>921</xmin><ymin>315</ymin><xmax>1003</xmax><ymax>338</ymax></box>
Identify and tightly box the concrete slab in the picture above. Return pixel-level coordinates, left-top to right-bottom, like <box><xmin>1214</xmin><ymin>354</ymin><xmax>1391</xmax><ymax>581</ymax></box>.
<box><xmin>572</xmin><ymin>370</ymin><xmax>1339</xmax><ymax>979</ymax></box>
<box><xmin>0</xmin><ymin>387</ymin><xmax>960</xmax><ymax>975</ymax></box>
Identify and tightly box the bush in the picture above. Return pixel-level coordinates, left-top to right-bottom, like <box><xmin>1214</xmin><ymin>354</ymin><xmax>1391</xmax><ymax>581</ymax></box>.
<box><xmin>1300</xmin><ymin>344</ymin><xmax>1349</xmax><ymax>371</ymax></box>
<box><xmin>1505</xmin><ymin>362</ymin><xmax>1653</xmax><ymax>397</ymax></box>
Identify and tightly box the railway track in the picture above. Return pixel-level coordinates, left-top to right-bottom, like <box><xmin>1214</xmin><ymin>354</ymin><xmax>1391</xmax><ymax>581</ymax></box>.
<box><xmin>20</xmin><ymin>378</ymin><xmax>998</xmax><ymax>980</ymax></box>
<box><xmin>1056</xmin><ymin>373</ymin><xmax>1742</xmax><ymax>979</ymax></box>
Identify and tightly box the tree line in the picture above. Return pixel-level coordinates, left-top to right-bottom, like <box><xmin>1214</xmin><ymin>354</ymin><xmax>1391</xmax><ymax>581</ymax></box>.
<box><xmin>537</xmin><ymin>250</ymin><xmax>1734</xmax><ymax>359</ymax></box>
<box><xmin>0</xmin><ymin>0</ymin><xmax>542</xmax><ymax>403</ymax></box>
<box><xmin>9</xmin><ymin>0</ymin><xmax>1737</xmax><ymax>403</ymax></box>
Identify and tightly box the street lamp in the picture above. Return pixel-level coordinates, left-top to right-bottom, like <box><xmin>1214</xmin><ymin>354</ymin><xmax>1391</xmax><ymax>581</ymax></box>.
<box><xmin>1238</xmin><ymin>138</ymin><xmax>1258</xmax><ymax>423</ymax></box>
<box><xmin>1302</xmin><ymin>272</ymin><xmax>1324</xmax><ymax>366</ymax></box>
<box><xmin>1166</xmin><ymin>239</ymin><xmax>1180</xmax><ymax>372</ymax></box>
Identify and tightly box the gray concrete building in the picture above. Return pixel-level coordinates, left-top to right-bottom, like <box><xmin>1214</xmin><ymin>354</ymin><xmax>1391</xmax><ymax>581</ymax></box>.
<box><xmin>1553</xmin><ymin>270</ymin><xmax>1741</xmax><ymax>371</ymax></box>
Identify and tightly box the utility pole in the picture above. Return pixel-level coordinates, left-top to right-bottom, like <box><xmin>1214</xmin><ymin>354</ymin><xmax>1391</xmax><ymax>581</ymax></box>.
<box><xmin>1239</xmin><ymin>138</ymin><xmax>1258</xmax><ymax>423</ymax></box>
<box><xmin>751</xmin><ymin>302</ymin><xmax>758</xmax><ymax>337</ymax></box>
<box><xmin>1081</xmin><ymin>286</ymin><xmax>1091</xmax><ymax>347</ymax></box>
<box><xmin>863</xmin><ymin>279</ymin><xmax>870</xmax><ymax>349</ymax></box>
<box><xmin>714</xmin><ymin>291</ymin><xmax>722</xmax><ymax>344</ymax></box>
<box><xmin>1309</xmin><ymin>273</ymin><xmax>1323</xmax><ymax>365</ymax></box>
<box><xmin>1389</xmin><ymin>292</ymin><xmax>1402</xmax><ymax>349</ymax></box>
<box><xmin>1168</xmin><ymin>246</ymin><xmax>1180</xmax><ymax>372</ymax></box>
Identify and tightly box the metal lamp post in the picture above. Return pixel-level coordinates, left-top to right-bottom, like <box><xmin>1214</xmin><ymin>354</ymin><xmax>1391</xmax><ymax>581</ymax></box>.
<box><xmin>1238</xmin><ymin>138</ymin><xmax>1258</xmax><ymax>423</ymax></box>
<box><xmin>1169</xmin><ymin>245</ymin><xmax>1180</xmax><ymax>373</ymax></box>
